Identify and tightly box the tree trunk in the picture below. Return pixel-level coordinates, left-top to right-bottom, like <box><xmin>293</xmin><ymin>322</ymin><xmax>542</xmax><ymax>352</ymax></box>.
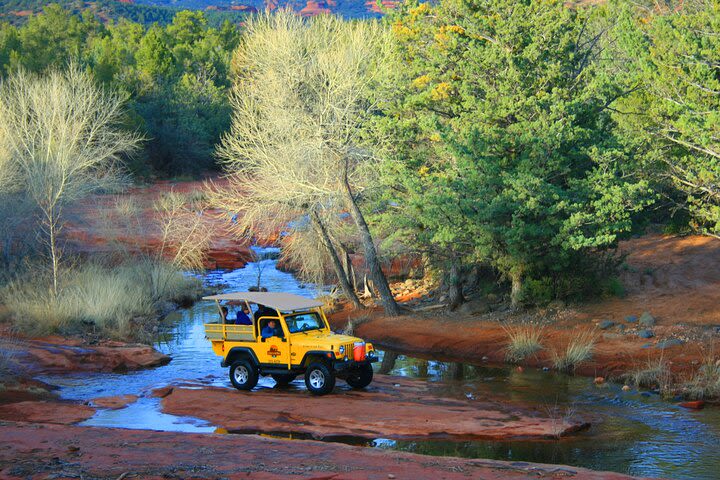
<box><xmin>46</xmin><ymin>209</ymin><xmax>60</xmax><ymax>298</ymax></box>
<box><xmin>340</xmin><ymin>171</ymin><xmax>400</xmax><ymax>317</ymax></box>
<box><xmin>447</xmin><ymin>262</ymin><xmax>465</xmax><ymax>311</ymax></box>
<box><xmin>311</xmin><ymin>211</ymin><xmax>363</xmax><ymax>310</ymax></box>
<box><xmin>510</xmin><ymin>270</ymin><xmax>523</xmax><ymax>310</ymax></box>
<box><xmin>378</xmin><ymin>350</ymin><xmax>398</xmax><ymax>374</ymax></box>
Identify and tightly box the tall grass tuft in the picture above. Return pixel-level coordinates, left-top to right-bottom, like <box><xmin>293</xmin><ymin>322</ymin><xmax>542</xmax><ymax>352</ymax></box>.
<box><xmin>503</xmin><ymin>323</ymin><xmax>544</xmax><ymax>363</ymax></box>
<box><xmin>1</xmin><ymin>260</ymin><xmax>202</xmax><ymax>340</ymax></box>
<box><xmin>551</xmin><ymin>329</ymin><xmax>597</xmax><ymax>373</ymax></box>
<box><xmin>627</xmin><ymin>355</ymin><xmax>673</xmax><ymax>392</ymax></box>
<box><xmin>684</xmin><ymin>353</ymin><xmax>720</xmax><ymax>400</ymax></box>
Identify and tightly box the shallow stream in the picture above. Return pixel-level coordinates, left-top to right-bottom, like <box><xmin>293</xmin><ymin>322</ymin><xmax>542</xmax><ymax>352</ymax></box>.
<box><xmin>39</xmin><ymin>247</ymin><xmax>720</xmax><ymax>479</ymax></box>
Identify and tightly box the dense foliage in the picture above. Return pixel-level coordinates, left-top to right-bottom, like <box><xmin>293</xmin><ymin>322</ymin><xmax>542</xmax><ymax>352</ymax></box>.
<box><xmin>372</xmin><ymin>0</ymin><xmax>654</xmax><ymax>305</ymax></box>
<box><xmin>0</xmin><ymin>0</ymin><xmax>718</xmax><ymax>308</ymax></box>
<box><xmin>0</xmin><ymin>4</ymin><xmax>239</xmax><ymax>174</ymax></box>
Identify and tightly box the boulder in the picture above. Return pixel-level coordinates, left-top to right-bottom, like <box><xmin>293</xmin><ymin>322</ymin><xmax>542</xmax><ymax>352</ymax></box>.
<box><xmin>457</xmin><ymin>299</ymin><xmax>490</xmax><ymax>315</ymax></box>
<box><xmin>639</xmin><ymin>311</ymin><xmax>656</xmax><ymax>327</ymax></box>
<box><xmin>637</xmin><ymin>329</ymin><xmax>655</xmax><ymax>339</ymax></box>
<box><xmin>656</xmin><ymin>339</ymin><xmax>685</xmax><ymax>349</ymax></box>
<box><xmin>598</xmin><ymin>320</ymin><xmax>615</xmax><ymax>330</ymax></box>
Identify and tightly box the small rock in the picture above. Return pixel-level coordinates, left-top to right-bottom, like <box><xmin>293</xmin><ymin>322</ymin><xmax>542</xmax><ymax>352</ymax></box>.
<box><xmin>458</xmin><ymin>299</ymin><xmax>490</xmax><ymax>315</ymax></box>
<box><xmin>482</xmin><ymin>356</ymin><xmax>489</xmax><ymax>361</ymax></box>
<box><xmin>542</xmin><ymin>367</ymin><xmax>550</xmax><ymax>371</ymax></box>
<box><xmin>617</xmin><ymin>324</ymin><xmax>625</xmax><ymax>333</ymax></box>
<box><xmin>656</xmin><ymin>339</ymin><xmax>685</xmax><ymax>349</ymax></box>
<box><xmin>594</xmin><ymin>376</ymin><xmax>605</xmax><ymax>384</ymax></box>
<box><xmin>679</xmin><ymin>400</ymin><xmax>705</xmax><ymax>410</ymax></box>
<box><xmin>598</xmin><ymin>320</ymin><xmax>615</xmax><ymax>330</ymax></box>
<box><xmin>638</xmin><ymin>329</ymin><xmax>655</xmax><ymax>339</ymax></box>
<box><xmin>388</xmin><ymin>475</ymin><xmax>396</xmax><ymax>479</ymax></box>
<box><xmin>516</xmin><ymin>366</ymin><xmax>524</xmax><ymax>373</ymax></box>
<box><xmin>625</xmin><ymin>315</ymin><xmax>638</xmax><ymax>323</ymax></box>
<box><xmin>622</xmin><ymin>385</ymin><xmax>631</xmax><ymax>392</ymax></box>
<box><xmin>639</xmin><ymin>311</ymin><xmax>656</xmax><ymax>327</ymax></box>
<box><xmin>486</xmin><ymin>293</ymin><xmax>499</xmax><ymax>303</ymax></box>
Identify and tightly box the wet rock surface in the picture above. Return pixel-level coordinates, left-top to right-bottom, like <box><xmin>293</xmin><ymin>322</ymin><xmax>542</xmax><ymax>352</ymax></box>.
<box><xmin>160</xmin><ymin>376</ymin><xmax>589</xmax><ymax>441</ymax></box>
<box><xmin>0</xmin><ymin>422</ymin><xmax>640</xmax><ymax>480</ymax></box>
<box><xmin>0</xmin><ymin>401</ymin><xmax>95</xmax><ymax>424</ymax></box>
<box><xmin>5</xmin><ymin>335</ymin><xmax>170</xmax><ymax>374</ymax></box>
<box><xmin>91</xmin><ymin>394</ymin><xmax>138</xmax><ymax>409</ymax></box>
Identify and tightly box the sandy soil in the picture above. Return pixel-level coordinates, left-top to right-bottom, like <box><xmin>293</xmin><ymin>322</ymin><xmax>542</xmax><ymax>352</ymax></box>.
<box><xmin>0</xmin><ymin>421</ymin><xmax>642</xmax><ymax>480</ymax></box>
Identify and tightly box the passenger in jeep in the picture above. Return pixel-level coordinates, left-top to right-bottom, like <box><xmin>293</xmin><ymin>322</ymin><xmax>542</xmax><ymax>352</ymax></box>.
<box><xmin>261</xmin><ymin>319</ymin><xmax>282</xmax><ymax>338</ymax></box>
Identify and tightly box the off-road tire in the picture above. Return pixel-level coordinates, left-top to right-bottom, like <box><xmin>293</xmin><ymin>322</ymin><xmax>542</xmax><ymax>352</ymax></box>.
<box><xmin>229</xmin><ymin>359</ymin><xmax>259</xmax><ymax>391</ymax></box>
<box><xmin>271</xmin><ymin>373</ymin><xmax>296</xmax><ymax>386</ymax></box>
<box><xmin>346</xmin><ymin>363</ymin><xmax>374</xmax><ymax>389</ymax></box>
<box><xmin>304</xmin><ymin>362</ymin><xmax>335</xmax><ymax>395</ymax></box>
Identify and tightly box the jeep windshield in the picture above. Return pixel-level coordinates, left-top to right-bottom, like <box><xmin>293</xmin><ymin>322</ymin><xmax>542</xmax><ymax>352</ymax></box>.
<box><xmin>285</xmin><ymin>312</ymin><xmax>325</xmax><ymax>334</ymax></box>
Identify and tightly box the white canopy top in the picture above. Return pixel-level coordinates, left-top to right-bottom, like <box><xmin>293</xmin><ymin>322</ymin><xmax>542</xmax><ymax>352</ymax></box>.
<box><xmin>202</xmin><ymin>292</ymin><xmax>323</xmax><ymax>311</ymax></box>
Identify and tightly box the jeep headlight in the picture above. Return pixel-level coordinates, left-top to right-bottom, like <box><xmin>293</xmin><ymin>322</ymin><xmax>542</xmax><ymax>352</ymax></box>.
<box><xmin>339</xmin><ymin>345</ymin><xmax>345</xmax><ymax>355</ymax></box>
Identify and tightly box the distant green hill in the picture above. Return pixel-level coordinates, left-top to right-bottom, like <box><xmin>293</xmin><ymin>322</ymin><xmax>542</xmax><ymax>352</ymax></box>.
<box><xmin>0</xmin><ymin>0</ymin><xmax>249</xmax><ymax>26</ymax></box>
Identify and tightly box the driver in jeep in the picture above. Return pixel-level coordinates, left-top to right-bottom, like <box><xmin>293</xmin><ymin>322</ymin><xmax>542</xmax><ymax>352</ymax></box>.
<box><xmin>261</xmin><ymin>319</ymin><xmax>282</xmax><ymax>339</ymax></box>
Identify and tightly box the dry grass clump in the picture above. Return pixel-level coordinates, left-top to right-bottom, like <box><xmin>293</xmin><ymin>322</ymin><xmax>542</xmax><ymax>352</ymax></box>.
<box><xmin>626</xmin><ymin>355</ymin><xmax>674</xmax><ymax>393</ymax></box>
<box><xmin>551</xmin><ymin>329</ymin><xmax>597</xmax><ymax>372</ymax></box>
<box><xmin>1</xmin><ymin>260</ymin><xmax>201</xmax><ymax>340</ymax></box>
<box><xmin>503</xmin><ymin>323</ymin><xmax>544</xmax><ymax>363</ymax></box>
<box><xmin>684</xmin><ymin>354</ymin><xmax>720</xmax><ymax>400</ymax></box>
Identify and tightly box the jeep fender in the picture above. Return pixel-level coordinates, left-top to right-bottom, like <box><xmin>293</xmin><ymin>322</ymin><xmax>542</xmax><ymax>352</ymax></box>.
<box><xmin>299</xmin><ymin>351</ymin><xmax>334</xmax><ymax>368</ymax></box>
<box><xmin>222</xmin><ymin>347</ymin><xmax>260</xmax><ymax>368</ymax></box>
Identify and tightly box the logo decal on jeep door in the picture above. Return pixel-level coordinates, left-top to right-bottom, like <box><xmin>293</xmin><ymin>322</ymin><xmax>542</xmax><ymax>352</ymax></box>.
<box><xmin>267</xmin><ymin>345</ymin><xmax>281</xmax><ymax>358</ymax></box>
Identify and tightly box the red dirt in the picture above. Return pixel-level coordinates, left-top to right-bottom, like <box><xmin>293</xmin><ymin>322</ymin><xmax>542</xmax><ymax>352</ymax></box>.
<box><xmin>0</xmin><ymin>421</ymin><xmax>641</xmax><ymax>480</ymax></box>
<box><xmin>63</xmin><ymin>179</ymin><xmax>255</xmax><ymax>270</ymax></box>
<box><xmin>0</xmin><ymin>401</ymin><xmax>94</xmax><ymax>425</ymax></box>
<box><xmin>580</xmin><ymin>234</ymin><xmax>720</xmax><ymax>325</ymax></box>
<box><xmin>160</xmin><ymin>376</ymin><xmax>589</xmax><ymax>441</ymax></box>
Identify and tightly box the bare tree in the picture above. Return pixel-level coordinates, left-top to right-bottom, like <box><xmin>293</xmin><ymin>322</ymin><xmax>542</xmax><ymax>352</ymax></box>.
<box><xmin>210</xmin><ymin>11</ymin><xmax>399</xmax><ymax>315</ymax></box>
<box><xmin>0</xmin><ymin>67</ymin><xmax>142</xmax><ymax>295</ymax></box>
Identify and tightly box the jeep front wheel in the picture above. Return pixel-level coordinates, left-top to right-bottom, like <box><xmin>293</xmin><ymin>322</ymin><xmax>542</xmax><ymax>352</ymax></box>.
<box><xmin>304</xmin><ymin>362</ymin><xmax>335</xmax><ymax>395</ymax></box>
<box><xmin>346</xmin><ymin>363</ymin><xmax>373</xmax><ymax>389</ymax></box>
<box><xmin>229</xmin><ymin>360</ymin><xmax>258</xmax><ymax>391</ymax></box>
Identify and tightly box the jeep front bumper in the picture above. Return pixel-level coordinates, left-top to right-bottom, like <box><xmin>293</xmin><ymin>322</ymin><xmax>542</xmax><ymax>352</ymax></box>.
<box><xmin>333</xmin><ymin>353</ymin><xmax>379</xmax><ymax>371</ymax></box>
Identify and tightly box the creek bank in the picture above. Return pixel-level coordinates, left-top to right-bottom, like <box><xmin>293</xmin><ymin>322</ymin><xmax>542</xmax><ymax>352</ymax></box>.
<box><xmin>329</xmin><ymin>306</ymin><xmax>714</xmax><ymax>381</ymax></box>
<box><xmin>0</xmin><ymin>421</ymin><xmax>641</xmax><ymax>480</ymax></box>
<box><xmin>159</xmin><ymin>376</ymin><xmax>589</xmax><ymax>441</ymax></box>
<box><xmin>3</xmin><ymin>335</ymin><xmax>170</xmax><ymax>375</ymax></box>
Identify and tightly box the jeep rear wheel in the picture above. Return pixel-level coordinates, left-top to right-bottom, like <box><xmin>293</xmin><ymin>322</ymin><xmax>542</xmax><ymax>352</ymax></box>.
<box><xmin>304</xmin><ymin>362</ymin><xmax>335</xmax><ymax>395</ymax></box>
<box><xmin>271</xmin><ymin>373</ymin><xmax>296</xmax><ymax>386</ymax></box>
<box><xmin>229</xmin><ymin>360</ymin><xmax>258</xmax><ymax>391</ymax></box>
<box><xmin>346</xmin><ymin>363</ymin><xmax>373</xmax><ymax>389</ymax></box>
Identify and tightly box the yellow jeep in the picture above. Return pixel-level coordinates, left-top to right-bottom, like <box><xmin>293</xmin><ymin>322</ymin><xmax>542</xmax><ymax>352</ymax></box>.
<box><xmin>203</xmin><ymin>292</ymin><xmax>377</xmax><ymax>395</ymax></box>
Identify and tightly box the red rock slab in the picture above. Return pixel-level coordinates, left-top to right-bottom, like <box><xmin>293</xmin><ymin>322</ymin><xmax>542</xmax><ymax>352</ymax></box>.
<box><xmin>8</xmin><ymin>337</ymin><xmax>170</xmax><ymax>374</ymax></box>
<box><xmin>0</xmin><ymin>422</ymin><xmax>642</xmax><ymax>480</ymax></box>
<box><xmin>160</xmin><ymin>376</ymin><xmax>589</xmax><ymax>441</ymax></box>
<box><xmin>0</xmin><ymin>401</ymin><xmax>94</xmax><ymax>424</ymax></box>
<box><xmin>91</xmin><ymin>394</ymin><xmax>138</xmax><ymax>410</ymax></box>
